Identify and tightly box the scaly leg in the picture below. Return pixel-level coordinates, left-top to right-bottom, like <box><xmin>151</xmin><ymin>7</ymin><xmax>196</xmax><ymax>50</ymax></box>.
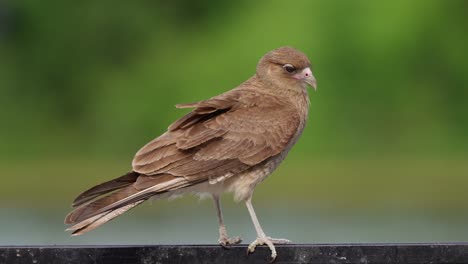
<box><xmin>245</xmin><ymin>196</ymin><xmax>291</xmax><ymax>262</ymax></box>
<box><xmin>212</xmin><ymin>194</ymin><xmax>242</xmax><ymax>247</ymax></box>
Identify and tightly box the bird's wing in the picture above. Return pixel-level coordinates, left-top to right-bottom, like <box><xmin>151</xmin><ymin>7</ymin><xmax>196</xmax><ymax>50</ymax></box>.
<box><xmin>66</xmin><ymin>88</ymin><xmax>301</xmax><ymax>229</ymax></box>
<box><xmin>132</xmin><ymin>88</ymin><xmax>301</xmax><ymax>183</ymax></box>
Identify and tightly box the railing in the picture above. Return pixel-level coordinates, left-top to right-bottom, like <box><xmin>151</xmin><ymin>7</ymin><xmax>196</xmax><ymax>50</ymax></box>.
<box><xmin>2</xmin><ymin>243</ymin><xmax>468</xmax><ymax>264</ymax></box>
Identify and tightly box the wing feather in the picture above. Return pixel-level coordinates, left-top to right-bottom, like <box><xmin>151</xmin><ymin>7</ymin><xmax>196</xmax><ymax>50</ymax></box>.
<box><xmin>132</xmin><ymin>87</ymin><xmax>300</xmax><ymax>184</ymax></box>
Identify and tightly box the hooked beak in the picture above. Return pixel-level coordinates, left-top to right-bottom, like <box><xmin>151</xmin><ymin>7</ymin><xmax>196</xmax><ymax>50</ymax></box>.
<box><xmin>305</xmin><ymin>74</ymin><xmax>317</xmax><ymax>91</ymax></box>
<box><xmin>296</xmin><ymin>67</ymin><xmax>317</xmax><ymax>91</ymax></box>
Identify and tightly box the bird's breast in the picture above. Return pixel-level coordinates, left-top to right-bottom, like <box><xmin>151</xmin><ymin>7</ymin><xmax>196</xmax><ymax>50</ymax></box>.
<box><xmin>224</xmin><ymin>91</ymin><xmax>310</xmax><ymax>202</ymax></box>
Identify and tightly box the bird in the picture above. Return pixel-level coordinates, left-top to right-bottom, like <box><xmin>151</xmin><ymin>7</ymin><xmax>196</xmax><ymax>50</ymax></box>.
<box><xmin>65</xmin><ymin>46</ymin><xmax>317</xmax><ymax>261</ymax></box>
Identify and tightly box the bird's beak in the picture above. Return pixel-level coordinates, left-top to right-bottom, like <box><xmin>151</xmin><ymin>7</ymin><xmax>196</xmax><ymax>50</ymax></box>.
<box><xmin>297</xmin><ymin>67</ymin><xmax>317</xmax><ymax>91</ymax></box>
<box><xmin>305</xmin><ymin>75</ymin><xmax>317</xmax><ymax>91</ymax></box>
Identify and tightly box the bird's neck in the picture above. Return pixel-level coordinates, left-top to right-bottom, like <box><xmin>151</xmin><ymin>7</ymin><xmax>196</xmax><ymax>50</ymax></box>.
<box><xmin>243</xmin><ymin>76</ymin><xmax>310</xmax><ymax>136</ymax></box>
<box><xmin>250</xmin><ymin>75</ymin><xmax>310</xmax><ymax>111</ymax></box>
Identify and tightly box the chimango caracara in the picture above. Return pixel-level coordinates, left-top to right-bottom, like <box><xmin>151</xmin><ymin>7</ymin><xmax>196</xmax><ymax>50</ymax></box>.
<box><xmin>65</xmin><ymin>46</ymin><xmax>317</xmax><ymax>261</ymax></box>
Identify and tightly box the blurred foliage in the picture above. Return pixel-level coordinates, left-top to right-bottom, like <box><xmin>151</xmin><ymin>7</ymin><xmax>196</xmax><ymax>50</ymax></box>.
<box><xmin>0</xmin><ymin>0</ymin><xmax>467</xmax><ymax>208</ymax></box>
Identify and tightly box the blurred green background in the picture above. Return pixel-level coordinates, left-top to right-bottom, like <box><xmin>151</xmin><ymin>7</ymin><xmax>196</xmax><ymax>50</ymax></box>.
<box><xmin>1</xmin><ymin>0</ymin><xmax>467</xmax><ymax>245</ymax></box>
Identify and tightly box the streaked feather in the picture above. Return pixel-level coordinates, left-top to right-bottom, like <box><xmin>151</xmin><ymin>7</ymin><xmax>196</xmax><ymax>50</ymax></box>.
<box><xmin>65</xmin><ymin>46</ymin><xmax>312</xmax><ymax>236</ymax></box>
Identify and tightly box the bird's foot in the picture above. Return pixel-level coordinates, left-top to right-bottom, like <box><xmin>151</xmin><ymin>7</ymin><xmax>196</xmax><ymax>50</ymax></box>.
<box><xmin>247</xmin><ymin>236</ymin><xmax>291</xmax><ymax>262</ymax></box>
<box><xmin>268</xmin><ymin>237</ymin><xmax>291</xmax><ymax>244</ymax></box>
<box><xmin>218</xmin><ymin>235</ymin><xmax>242</xmax><ymax>248</ymax></box>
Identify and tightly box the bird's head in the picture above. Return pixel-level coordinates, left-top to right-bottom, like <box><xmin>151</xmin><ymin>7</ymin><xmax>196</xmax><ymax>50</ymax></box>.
<box><xmin>256</xmin><ymin>46</ymin><xmax>317</xmax><ymax>91</ymax></box>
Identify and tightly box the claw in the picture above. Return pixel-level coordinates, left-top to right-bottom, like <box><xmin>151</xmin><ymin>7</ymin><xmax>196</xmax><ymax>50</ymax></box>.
<box><xmin>247</xmin><ymin>236</ymin><xmax>286</xmax><ymax>262</ymax></box>
<box><xmin>219</xmin><ymin>236</ymin><xmax>242</xmax><ymax>248</ymax></box>
<box><xmin>269</xmin><ymin>238</ymin><xmax>291</xmax><ymax>244</ymax></box>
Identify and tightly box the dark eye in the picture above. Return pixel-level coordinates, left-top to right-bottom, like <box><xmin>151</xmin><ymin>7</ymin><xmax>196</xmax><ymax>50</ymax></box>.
<box><xmin>283</xmin><ymin>64</ymin><xmax>296</xmax><ymax>73</ymax></box>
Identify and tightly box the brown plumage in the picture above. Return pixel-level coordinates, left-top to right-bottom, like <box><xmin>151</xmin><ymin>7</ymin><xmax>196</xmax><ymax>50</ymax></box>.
<box><xmin>65</xmin><ymin>46</ymin><xmax>317</xmax><ymax>261</ymax></box>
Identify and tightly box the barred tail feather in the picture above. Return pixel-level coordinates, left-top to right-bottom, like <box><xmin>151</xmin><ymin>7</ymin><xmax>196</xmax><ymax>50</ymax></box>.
<box><xmin>67</xmin><ymin>200</ymin><xmax>145</xmax><ymax>236</ymax></box>
<box><xmin>65</xmin><ymin>172</ymin><xmax>190</xmax><ymax>235</ymax></box>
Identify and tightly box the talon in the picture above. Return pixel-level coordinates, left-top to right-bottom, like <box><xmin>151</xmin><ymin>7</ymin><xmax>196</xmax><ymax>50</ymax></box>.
<box><xmin>267</xmin><ymin>237</ymin><xmax>291</xmax><ymax>244</ymax></box>
<box><xmin>219</xmin><ymin>241</ymin><xmax>228</xmax><ymax>249</ymax></box>
<box><xmin>247</xmin><ymin>236</ymin><xmax>288</xmax><ymax>262</ymax></box>
<box><xmin>270</xmin><ymin>253</ymin><xmax>277</xmax><ymax>263</ymax></box>
<box><xmin>219</xmin><ymin>235</ymin><xmax>242</xmax><ymax>249</ymax></box>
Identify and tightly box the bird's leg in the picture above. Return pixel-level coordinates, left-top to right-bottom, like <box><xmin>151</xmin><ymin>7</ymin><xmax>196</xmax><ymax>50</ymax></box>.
<box><xmin>212</xmin><ymin>194</ymin><xmax>242</xmax><ymax>247</ymax></box>
<box><xmin>245</xmin><ymin>197</ymin><xmax>291</xmax><ymax>262</ymax></box>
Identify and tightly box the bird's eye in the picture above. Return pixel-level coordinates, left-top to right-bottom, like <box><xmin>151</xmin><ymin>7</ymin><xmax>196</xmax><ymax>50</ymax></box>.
<box><xmin>283</xmin><ymin>64</ymin><xmax>296</xmax><ymax>73</ymax></box>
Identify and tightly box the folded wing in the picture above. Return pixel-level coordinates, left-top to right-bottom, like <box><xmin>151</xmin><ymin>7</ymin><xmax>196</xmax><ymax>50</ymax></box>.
<box><xmin>132</xmin><ymin>88</ymin><xmax>300</xmax><ymax>181</ymax></box>
<box><xmin>66</xmin><ymin>87</ymin><xmax>300</xmax><ymax>234</ymax></box>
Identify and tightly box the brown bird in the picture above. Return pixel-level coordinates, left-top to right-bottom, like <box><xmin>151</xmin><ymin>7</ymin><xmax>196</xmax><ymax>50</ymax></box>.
<box><xmin>65</xmin><ymin>46</ymin><xmax>317</xmax><ymax>261</ymax></box>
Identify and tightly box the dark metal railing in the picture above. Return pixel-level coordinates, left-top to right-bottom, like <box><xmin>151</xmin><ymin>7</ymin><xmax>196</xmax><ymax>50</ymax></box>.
<box><xmin>2</xmin><ymin>243</ymin><xmax>468</xmax><ymax>264</ymax></box>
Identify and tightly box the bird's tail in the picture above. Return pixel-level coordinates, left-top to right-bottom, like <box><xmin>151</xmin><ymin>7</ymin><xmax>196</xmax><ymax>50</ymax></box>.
<box><xmin>65</xmin><ymin>172</ymin><xmax>190</xmax><ymax>236</ymax></box>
